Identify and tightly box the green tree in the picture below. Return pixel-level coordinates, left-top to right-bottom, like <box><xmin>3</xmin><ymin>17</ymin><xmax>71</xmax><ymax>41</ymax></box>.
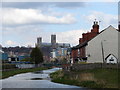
<box><xmin>30</xmin><ymin>47</ymin><xmax>44</xmax><ymax>66</ymax></box>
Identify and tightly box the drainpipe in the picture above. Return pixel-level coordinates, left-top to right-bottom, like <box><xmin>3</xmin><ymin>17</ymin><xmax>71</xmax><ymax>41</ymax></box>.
<box><xmin>101</xmin><ymin>41</ymin><xmax>104</xmax><ymax>63</ymax></box>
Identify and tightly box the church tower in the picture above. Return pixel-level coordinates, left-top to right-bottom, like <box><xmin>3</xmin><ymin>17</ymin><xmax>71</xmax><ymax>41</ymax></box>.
<box><xmin>37</xmin><ymin>37</ymin><xmax>42</xmax><ymax>47</ymax></box>
<box><xmin>51</xmin><ymin>34</ymin><xmax>56</xmax><ymax>48</ymax></box>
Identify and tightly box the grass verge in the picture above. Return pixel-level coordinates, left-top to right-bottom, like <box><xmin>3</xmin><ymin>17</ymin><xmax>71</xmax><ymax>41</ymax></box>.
<box><xmin>50</xmin><ymin>68</ymin><xmax>119</xmax><ymax>88</ymax></box>
<box><xmin>1</xmin><ymin>67</ymin><xmax>49</xmax><ymax>79</ymax></box>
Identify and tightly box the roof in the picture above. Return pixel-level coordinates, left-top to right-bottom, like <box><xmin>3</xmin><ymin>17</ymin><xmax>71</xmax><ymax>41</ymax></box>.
<box><xmin>105</xmin><ymin>54</ymin><xmax>117</xmax><ymax>60</ymax></box>
<box><xmin>72</xmin><ymin>41</ymin><xmax>88</xmax><ymax>50</ymax></box>
<box><xmin>71</xmin><ymin>25</ymin><xmax>118</xmax><ymax>50</ymax></box>
<box><xmin>41</xmin><ymin>43</ymin><xmax>70</xmax><ymax>47</ymax></box>
<box><xmin>87</xmin><ymin>25</ymin><xmax>118</xmax><ymax>43</ymax></box>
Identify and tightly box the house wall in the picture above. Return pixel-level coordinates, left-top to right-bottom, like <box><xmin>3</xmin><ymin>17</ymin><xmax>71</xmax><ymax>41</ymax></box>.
<box><xmin>79</xmin><ymin>47</ymin><xmax>86</xmax><ymax>58</ymax></box>
<box><xmin>86</xmin><ymin>26</ymin><xmax>118</xmax><ymax>63</ymax></box>
<box><xmin>71</xmin><ymin>49</ymin><xmax>78</xmax><ymax>62</ymax></box>
<box><xmin>71</xmin><ymin>21</ymin><xmax>99</xmax><ymax>62</ymax></box>
<box><xmin>79</xmin><ymin>21</ymin><xmax>99</xmax><ymax>58</ymax></box>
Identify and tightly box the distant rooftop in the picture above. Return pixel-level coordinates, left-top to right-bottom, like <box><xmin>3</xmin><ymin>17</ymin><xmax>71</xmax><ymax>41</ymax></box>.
<box><xmin>40</xmin><ymin>42</ymin><xmax>71</xmax><ymax>47</ymax></box>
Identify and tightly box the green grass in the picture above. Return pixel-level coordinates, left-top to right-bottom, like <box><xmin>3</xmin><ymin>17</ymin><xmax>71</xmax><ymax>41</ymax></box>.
<box><xmin>50</xmin><ymin>70</ymin><xmax>79</xmax><ymax>86</ymax></box>
<box><xmin>79</xmin><ymin>68</ymin><xmax>119</xmax><ymax>88</ymax></box>
<box><xmin>1</xmin><ymin>67</ymin><xmax>49</xmax><ymax>79</ymax></box>
<box><xmin>50</xmin><ymin>68</ymin><xmax>120</xmax><ymax>88</ymax></box>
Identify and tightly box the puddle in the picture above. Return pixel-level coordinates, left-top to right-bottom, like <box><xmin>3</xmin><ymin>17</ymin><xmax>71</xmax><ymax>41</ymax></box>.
<box><xmin>30</xmin><ymin>78</ymin><xmax>43</xmax><ymax>80</ymax></box>
<box><xmin>27</xmin><ymin>77</ymin><xmax>51</xmax><ymax>80</ymax></box>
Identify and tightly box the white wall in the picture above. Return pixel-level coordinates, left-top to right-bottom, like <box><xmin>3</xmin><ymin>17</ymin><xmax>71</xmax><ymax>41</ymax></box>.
<box><xmin>86</xmin><ymin>26</ymin><xmax>118</xmax><ymax>63</ymax></box>
<box><xmin>51</xmin><ymin>52</ymin><xmax>56</xmax><ymax>58</ymax></box>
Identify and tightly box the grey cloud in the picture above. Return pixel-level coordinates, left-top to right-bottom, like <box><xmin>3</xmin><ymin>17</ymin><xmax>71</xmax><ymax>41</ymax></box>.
<box><xmin>2</xmin><ymin>2</ymin><xmax>85</xmax><ymax>9</ymax></box>
<box><xmin>53</xmin><ymin>2</ymin><xmax>85</xmax><ymax>8</ymax></box>
<box><xmin>2</xmin><ymin>2</ymin><xmax>48</xmax><ymax>9</ymax></box>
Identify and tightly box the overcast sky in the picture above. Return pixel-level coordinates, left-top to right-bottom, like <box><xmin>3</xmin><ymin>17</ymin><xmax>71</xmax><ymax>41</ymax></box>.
<box><xmin>1</xmin><ymin>1</ymin><xmax>118</xmax><ymax>47</ymax></box>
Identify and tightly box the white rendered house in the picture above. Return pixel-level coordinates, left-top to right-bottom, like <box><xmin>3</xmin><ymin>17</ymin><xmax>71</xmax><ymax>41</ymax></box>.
<box><xmin>86</xmin><ymin>25</ymin><xmax>119</xmax><ymax>63</ymax></box>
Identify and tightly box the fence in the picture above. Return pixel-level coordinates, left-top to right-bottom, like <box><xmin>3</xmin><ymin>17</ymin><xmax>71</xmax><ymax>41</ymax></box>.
<box><xmin>2</xmin><ymin>64</ymin><xmax>17</xmax><ymax>70</ymax></box>
<box><xmin>16</xmin><ymin>64</ymin><xmax>35</xmax><ymax>69</ymax></box>
<box><xmin>63</xmin><ymin>63</ymin><xmax>120</xmax><ymax>71</ymax></box>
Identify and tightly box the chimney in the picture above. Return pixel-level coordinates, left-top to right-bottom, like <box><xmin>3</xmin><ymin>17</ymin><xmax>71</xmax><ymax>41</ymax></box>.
<box><xmin>79</xmin><ymin>38</ymin><xmax>83</xmax><ymax>44</ymax></box>
<box><xmin>92</xmin><ymin>20</ymin><xmax>99</xmax><ymax>34</ymax></box>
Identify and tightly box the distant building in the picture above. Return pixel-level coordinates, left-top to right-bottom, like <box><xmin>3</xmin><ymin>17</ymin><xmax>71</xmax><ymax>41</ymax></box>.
<box><xmin>37</xmin><ymin>34</ymin><xmax>70</xmax><ymax>48</ymax></box>
<box><xmin>2</xmin><ymin>46</ymin><xmax>32</xmax><ymax>56</ymax></box>
<box><xmin>0</xmin><ymin>45</ymin><xmax>8</xmax><ymax>60</ymax></box>
<box><xmin>51</xmin><ymin>34</ymin><xmax>56</xmax><ymax>48</ymax></box>
<box><xmin>51</xmin><ymin>49</ymin><xmax>56</xmax><ymax>58</ymax></box>
<box><xmin>37</xmin><ymin>37</ymin><xmax>42</xmax><ymax>47</ymax></box>
<box><xmin>0</xmin><ymin>52</ymin><xmax>8</xmax><ymax>61</ymax></box>
<box><xmin>2</xmin><ymin>46</ymin><xmax>32</xmax><ymax>62</ymax></box>
<box><xmin>2</xmin><ymin>53</ymin><xmax>8</xmax><ymax>60</ymax></box>
<box><xmin>36</xmin><ymin>34</ymin><xmax>71</xmax><ymax>61</ymax></box>
<box><xmin>56</xmin><ymin>43</ymin><xmax>70</xmax><ymax>48</ymax></box>
<box><xmin>8</xmin><ymin>57</ymin><xmax>19</xmax><ymax>62</ymax></box>
<box><xmin>51</xmin><ymin>47</ymin><xmax>70</xmax><ymax>60</ymax></box>
<box><xmin>18</xmin><ymin>55</ymin><xmax>30</xmax><ymax>61</ymax></box>
<box><xmin>41</xmin><ymin>43</ymin><xmax>52</xmax><ymax>47</ymax></box>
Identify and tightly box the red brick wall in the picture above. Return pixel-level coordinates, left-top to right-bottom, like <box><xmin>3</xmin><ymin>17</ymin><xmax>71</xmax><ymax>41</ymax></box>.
<box><xmin>80</xmin><ymin>47</ymin><xmax>85</xmax><ymax>58</ymax></box>
<box><xmin>79</xmin><ymin>23</ymin><xmax>99</xmax><ymax>58</ymax></box>
<box><xmin>71</xmin><ymin>49</ymin><xmax>78</xmax><ymax>62</ymax></box>
<box><xmin>72</xmin><ymin>22</ymin><xmax>99</xmax><ymax>62</ymax></box>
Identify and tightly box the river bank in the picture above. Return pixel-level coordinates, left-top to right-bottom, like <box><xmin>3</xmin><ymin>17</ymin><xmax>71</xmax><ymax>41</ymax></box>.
<box><xmin>1</xmin><ymin>67</ymin><xmax>50</xmax><ymax>79</ymax></box>
<box><xmin>50</xmin><ymin>68</ymin><xmax>119</xmax><ymax>88</ymax></box>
